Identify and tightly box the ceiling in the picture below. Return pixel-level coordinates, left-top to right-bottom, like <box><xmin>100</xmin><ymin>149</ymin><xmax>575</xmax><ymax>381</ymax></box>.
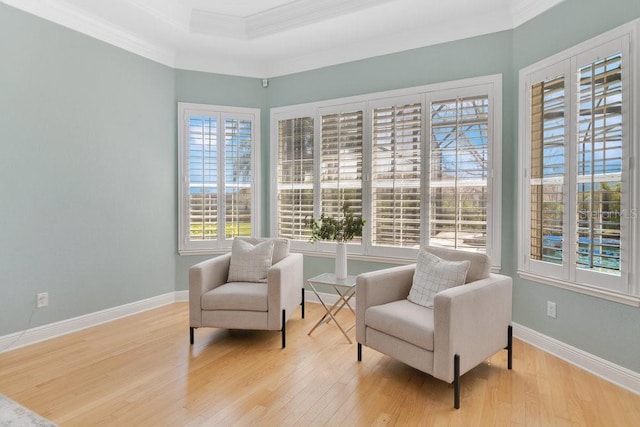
<box><xmin>4</xmin><ymin>0</ymin><xmax>564</xmax><ymax>78</ymax></box>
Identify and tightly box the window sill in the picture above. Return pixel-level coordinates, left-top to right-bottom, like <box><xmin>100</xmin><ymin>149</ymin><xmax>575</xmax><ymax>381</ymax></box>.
<box><xmin>517</xmin><ymin>271</ymin><xmax>640</xmax><ymax>307</ymax></box>
<box><xmin>296</xmin><ymin>249</ymin><xmax>412</xmax><ymax>265</ymax></box>
<box><xmin>178</xmin><ymin>248</ymin><xmax>229</xmax><ymax>256</ymax></box>
<box><xmin>180</xmin><ymin>247</ymin><xmax>502</xmax><ymax>274</ymax></box>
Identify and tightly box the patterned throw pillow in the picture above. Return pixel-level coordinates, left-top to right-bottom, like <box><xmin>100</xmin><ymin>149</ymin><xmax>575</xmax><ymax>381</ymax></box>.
<box><xmin>407</xmin><ymin>249</ymin><xmax>470</xmax><ymax>308</ymax></box>
<box><xmin>227</xmin><ymin>238</ymin><xmax>275</xmax><ymax>283</ymax></box>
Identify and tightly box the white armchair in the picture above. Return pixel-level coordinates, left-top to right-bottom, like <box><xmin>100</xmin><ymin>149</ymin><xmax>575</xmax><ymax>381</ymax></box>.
<box><xmin>189</xmin><ymin>237</ymin><xmax>304</xmax><ymax>348</ymax></box>
<box><xmin>356</xmin><ymin>246</ymin><xmax>512</xmax><ymax>408</ymax></box>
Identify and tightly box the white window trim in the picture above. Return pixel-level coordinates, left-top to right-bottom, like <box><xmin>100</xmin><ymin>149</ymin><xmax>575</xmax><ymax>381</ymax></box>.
<box><xmin>270</xmin><ymin>108</ymin><xmax>317</xmax><ymax>253</ymax></box>
<box><xmin>270</xmin><ymin>74</ymin><xmax>503</xmax><ymax>269</ymax></box>
<box><xmin>178</xmin><ymin>102</ymin><xmax>261</xmax><ymax>255</ymax></box>
<box><xmin>517</xmin><ymin>19</ymin><xmax>640</xmax><ymax>305</ymax></box>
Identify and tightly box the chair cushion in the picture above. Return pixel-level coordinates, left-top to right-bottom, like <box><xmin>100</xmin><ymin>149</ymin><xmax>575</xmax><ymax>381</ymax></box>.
<box><xmin>426</xmin><ymin>246</ymin><xmax>491</xmax><ymax>283</ymax></box>
<box><xmin>408</xmin><ymin>249</ymin><xmax>470</xmax><ymax>308</ymax></box>
<box><xmin>201</xmin><ymin>282</ymin><xmax>268</xmax><ymax>311</ymax></box>
<box><xmin>236</xmin><ymin>237</ymin><xmax>290</xmax><ymax>265</ymax></box>
<box><xmin>228</xmin><ymin>238</ymin><xmax>274</xmax><ymax>283</ymax></box>
<box><xmin>365</xmin><ymin>299</ymin><xmax>435</xmax><ymax>351</ymax></box>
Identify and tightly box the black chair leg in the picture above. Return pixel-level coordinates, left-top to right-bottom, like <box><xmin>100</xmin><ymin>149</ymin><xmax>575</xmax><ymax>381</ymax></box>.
<box><xmin>301</xmin><ymin>288</ymin><xmax>305</xmax><ymax>319</ymax></box>
<box><xmin>281</xmin><ymin>309</ymin><xmax>286</xmax><ymax>349</ymax></box>
<box><xmin>357</xmin><ymin>343</ymin><xmax>362</xmax><ymax>361</ymax></box>
<box><xmin>507</xmin><ymin>325</ymin><xmax>513</xmax><ymax>370</ymax></box>
<box><xmin>453</xmin><ymin>354</ymin><xmax>460</xmax><ymax>409</ymax></box>
<box><xmin>190</xmin><ymin>327</ymin><xmax>194</xmax><ymax>345</ymax></box>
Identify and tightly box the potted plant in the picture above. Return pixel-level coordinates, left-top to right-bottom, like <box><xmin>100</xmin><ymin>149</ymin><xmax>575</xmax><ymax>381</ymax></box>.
<box><xmin>306</xmin><ymin>203</ymin><xmax>365</xmax><ymax>279</ymax></box>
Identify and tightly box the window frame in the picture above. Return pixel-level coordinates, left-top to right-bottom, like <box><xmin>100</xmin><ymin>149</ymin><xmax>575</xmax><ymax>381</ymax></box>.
<box><xmin>273</xmin><ymin>113</ymin><xmax>316</xmax><ymax>245</ymax></box>
<box><xmin>517</xmin><ymin>20</ymin><xmax>639</xmax><ymax>305</ymax></box>
<box><xmin>178</xmin><ymin>102</ymin><xmax>261</xmax><ymax>254</ymax></box>
<box><xmin>270</xmin><ymin>75</ymin><xmax>502</xmax><ymax>269</ymax></box>
<box><xmin>368</xmin><ymin>94</ymin><xmax>424</xmax><ymax>259</ymax></box>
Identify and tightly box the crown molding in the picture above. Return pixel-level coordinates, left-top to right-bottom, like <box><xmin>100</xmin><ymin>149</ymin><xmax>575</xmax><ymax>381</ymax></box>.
<box><xmin>189</xmin><ymin>10</ymin><xmax>247</xmax><ymax>38</ymax></box>
<box><xmin>128</xmin><ymin>0</ymin><xmax>190</xmax><ymax>33</ymax></box>
<box><xmin>3</xmin><ymin>0</ymin><xmax>566</xmax><ymax>78</ymax></box>
<box><xmin>245</xmin><ymin>0</ymin><xmax>395</xmax><ymax>39</ymax></box>
<box><xmin>1</xmin><ymin>0</ymin><xmax>176</xmax><ymax>68</ymax></box>
<box><xmin>263</xmin><ymin>6</ymin><xmax>514</xmax><ymax>78</ymax></box>
<box><xmin>190</xmin><ymin>0</ymin><xmax>395</xmax><ymax>39</ymax></box>
<box><xmin>510</xmin><ymin>0</ymin><xmax>566</xmax><ymax>27</ymax></box>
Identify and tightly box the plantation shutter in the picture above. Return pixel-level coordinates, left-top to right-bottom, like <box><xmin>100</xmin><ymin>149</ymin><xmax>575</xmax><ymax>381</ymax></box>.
<box><xmin>430</xmin><ymin>95</ymin><xmax>489</xmax><ymax>251</ymax></box>
<box><xmin>277</xmin><ymin>117</ymin><xmax>314</xmax><ymax>240</ymax></box>
<box><xmin>224</xmin><ymin>117</ymin><xmax>253</xmax><ymax>239</ymax></box>
<box><xmin>576</xmin><ymin>53</ymin><xmax>623</xmax><ymax>275</ymax></box>
<box><xmin>320</xmin><ymin>110</ymin><xmax>363</xmax><ymax>239</ymax></box>
<box><xmin>371</xmin><ymin>102</ymin><xmax>422</xmax><ymax>247</ymax></box>
<box><xmin>529</xmin><ymin>75</ymin><xmax>565</xmax><ymax>265</ymax></box>
<box><xmin>188</xmin><ymin>115</ymin><xmax>219</xmax><ymax>241</ymax></box>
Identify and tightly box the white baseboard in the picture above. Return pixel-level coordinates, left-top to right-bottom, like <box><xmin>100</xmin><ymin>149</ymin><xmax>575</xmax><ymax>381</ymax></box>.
<box><xmin>3</xmin><ymin>290</ymin><xmax>638</xmax><ymax>396</ymax></box>
<box><xmin>512</xmin><ymin>322</ymin><xmax>640</xmax><ymax>395</ymax></box>
<box><xmin>175</xmin><ymin>290</ymin><xmax>189</xmax><ymax>302</ymax></box>
<box><xmin>306</xmin><ymin>291</ymin><xmax>640</xmax><ymax>395</ymax></box>
<box><xmin>0</xmin><ymin>292</ymin><xmax>181</xmax><ymax>353</ymax></box>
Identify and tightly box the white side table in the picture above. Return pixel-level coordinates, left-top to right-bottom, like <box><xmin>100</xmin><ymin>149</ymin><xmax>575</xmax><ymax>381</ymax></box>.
<box><xmin>307</xmin><ymin>273</ymin><xmax>357</xmax><ymax>343</ymax></box>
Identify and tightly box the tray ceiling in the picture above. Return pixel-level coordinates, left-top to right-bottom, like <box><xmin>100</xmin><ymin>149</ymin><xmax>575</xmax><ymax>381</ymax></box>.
<box><xmin>3</xmin><ymin>0</ymin><xmax>565</xmax><ymax>78</ymax></box>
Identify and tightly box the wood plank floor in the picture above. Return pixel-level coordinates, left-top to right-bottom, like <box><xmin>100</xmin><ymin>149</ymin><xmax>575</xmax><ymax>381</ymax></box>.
<box><xmin>1</xmin><ymin>302</ymin><xmax>639</xmax><ymax>426</ymax></box>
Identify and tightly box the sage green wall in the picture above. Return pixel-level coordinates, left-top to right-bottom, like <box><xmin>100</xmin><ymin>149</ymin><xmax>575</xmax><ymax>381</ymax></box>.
<box><xmin>263</xmin><ymin>31</ymin><xmax>516</xmax><ymax>286</ymax></box>
<box><xmin>510</xmin><ymin>0</ymin><xmax>640</xmax><ymax>373</ymax></box>
<box><xmin>267</xmin><ymin>31</ymin><xmax>513</xmax><ymax>107</ymax></box>
<box><xmin>173</xmin><ymin>31</ymin><xmax>514</xmax><ymax>290</ymax></box>
<box><xmin>0</xmin><ymin>4</ymin><xmax>176</xmax><ymax>335</ymax></box>
<box><xmin>175</xmin><ymin>1</ymin><xmax>640</xmax><ymax>375</ymax></box>
<box><xmin>4</xmin><ymin>0</ymin><xmax>640</xmax><ymax>376</ymax></box>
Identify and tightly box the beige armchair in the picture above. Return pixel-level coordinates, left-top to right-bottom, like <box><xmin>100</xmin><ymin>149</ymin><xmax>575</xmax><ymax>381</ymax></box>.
<box><xmin>356</xmin><ymin>246</ymin><xmax>512</xmax><ymax>409</ymax></box>
<box><xmin>189</xmin><ymin>237</ymin><xmax>304</xmax><ymax>348</ymax></box>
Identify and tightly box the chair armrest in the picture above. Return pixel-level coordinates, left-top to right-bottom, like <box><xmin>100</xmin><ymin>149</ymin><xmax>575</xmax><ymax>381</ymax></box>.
<box><xmin>356</xmin><ymin>264</ymin><xmax>416</xmax><ymax>344</ymax></box>
<box><xmin>189</xmin><ymin>253</ymin><xmax>231</xmax><ymax>327</ymax></box>
<box><xmin>267</xmin><ymin>252</ymin><xmax>304</xmax><ymax>329</ymax></box>
<box><xmin>432</xmin><ymin>273</ymin><xmax>513</xmax><ymax>383</ymax></box>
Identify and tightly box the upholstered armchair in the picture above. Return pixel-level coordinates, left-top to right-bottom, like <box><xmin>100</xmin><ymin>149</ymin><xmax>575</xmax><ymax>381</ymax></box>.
<box><xmin>356</xmin><ymin>246</ymin><xmax>512</xmax><ymax>408</ymax></box>
<box><xmin>189</xmin><ymin>237</ymin><xmax>304</xmax><ymax>348</ymax></box>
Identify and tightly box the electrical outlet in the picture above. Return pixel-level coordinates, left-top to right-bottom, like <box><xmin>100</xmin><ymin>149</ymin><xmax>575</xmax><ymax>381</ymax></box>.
<box><xmin>547</xmin><ymin>301</ymin><xmax>556</xmax><ymax>318</ymax></box>
<box><xmin>36</xmin><ymin>292</ymin><xmax>49</xmax><ymax>308</ymax></box>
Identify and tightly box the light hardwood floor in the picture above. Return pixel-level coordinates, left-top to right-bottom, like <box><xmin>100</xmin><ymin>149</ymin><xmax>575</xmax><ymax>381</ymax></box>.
<box><xmin>1</xmin><ymin>302</ymin><xmax>639</xmax><ymax>426</ymax></box>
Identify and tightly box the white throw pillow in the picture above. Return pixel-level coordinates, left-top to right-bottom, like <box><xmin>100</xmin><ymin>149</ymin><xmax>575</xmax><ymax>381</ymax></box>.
<box><xmin>407</xmin><ymin>249</ymin><xmax>471</xmax><ymax>308</ymax></box>
<box><xmin>227</xmin><ymin>238</ymin><xmax>274</xmax><ymax>283</ymax></box>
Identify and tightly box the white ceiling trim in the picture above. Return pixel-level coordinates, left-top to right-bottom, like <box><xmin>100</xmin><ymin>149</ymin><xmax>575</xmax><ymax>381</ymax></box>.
<box><xmin>2</xmin><ymin>0</ymin><xmax>176</xmax><ymax>68</ymax></box>
<box><xmin>245</xmin><ymin>0</ymin><xmax>396</xmax><ymax>39</ymax></box>
<box><xmin>189</xmin><ymin>10</ymin><xmax>246</xmax><ymax>39</ymax></box>
<box><xmin>510</xmin><ymin>0</ymin><xmax>565</xmax><ymax>28</ymax></box>
<box><xmin>127</xmin><ymin>0</ymin><xmax>190</xmax><ymax>33</ymax></box>
<box><xmin>176</xmin><ymin>5</ymin><xmax>517</xmax><ymax>78</ymax></box>
<box><xmin>190</xmin><ymin>0</ymin><xmax>396</xmax><ymax>39</ymax></box>
<box><xmin>2</xmin><ymin>0</ymin><xmax>567</xmax><ymax>78</ymax></box>
<box><xmin>262</xmin><ymin>6</ymin><xmax>516</xmax><ymax>78</ymax></box>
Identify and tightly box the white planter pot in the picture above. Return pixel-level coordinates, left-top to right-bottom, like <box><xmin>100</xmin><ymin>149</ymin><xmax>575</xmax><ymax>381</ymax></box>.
<box><xmin>335</xmin><ymin>242</ymin><xmax>347</xmax><ymax>279</ymax></box>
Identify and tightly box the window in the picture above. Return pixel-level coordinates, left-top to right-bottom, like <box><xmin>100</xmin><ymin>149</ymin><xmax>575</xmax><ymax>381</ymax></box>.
<box><xmin>371</xmin><ymin>101</ymin><xmax>422</xmax><ymax>248</ymax></box>
<box><xmin>518</xmin><ymin>23</ymin><xmax>638</xmax><ymax>302</ymax></box>
<box><xmin>429</xmin><ymin>95</ymin><xmax>490</xmax><ymax>251</ymax></box>
<box><xmin>320</xmin><ymin>107</ymin><xmax>364</xmax><ymax>241</ymax></box>
<box><xmin>271</xmin><ymin>75</ymin><xmax>502</xmax><ymax>267</ymax></box>
<box><xmin>276</xmin><ymin>116</ymin><xmax>314</xmax><ymax>241</ymax></box>
<box><xmin>178</xmin><ymin>103</ymin><xmax>260</xmax><ymax>253</ymax></box>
